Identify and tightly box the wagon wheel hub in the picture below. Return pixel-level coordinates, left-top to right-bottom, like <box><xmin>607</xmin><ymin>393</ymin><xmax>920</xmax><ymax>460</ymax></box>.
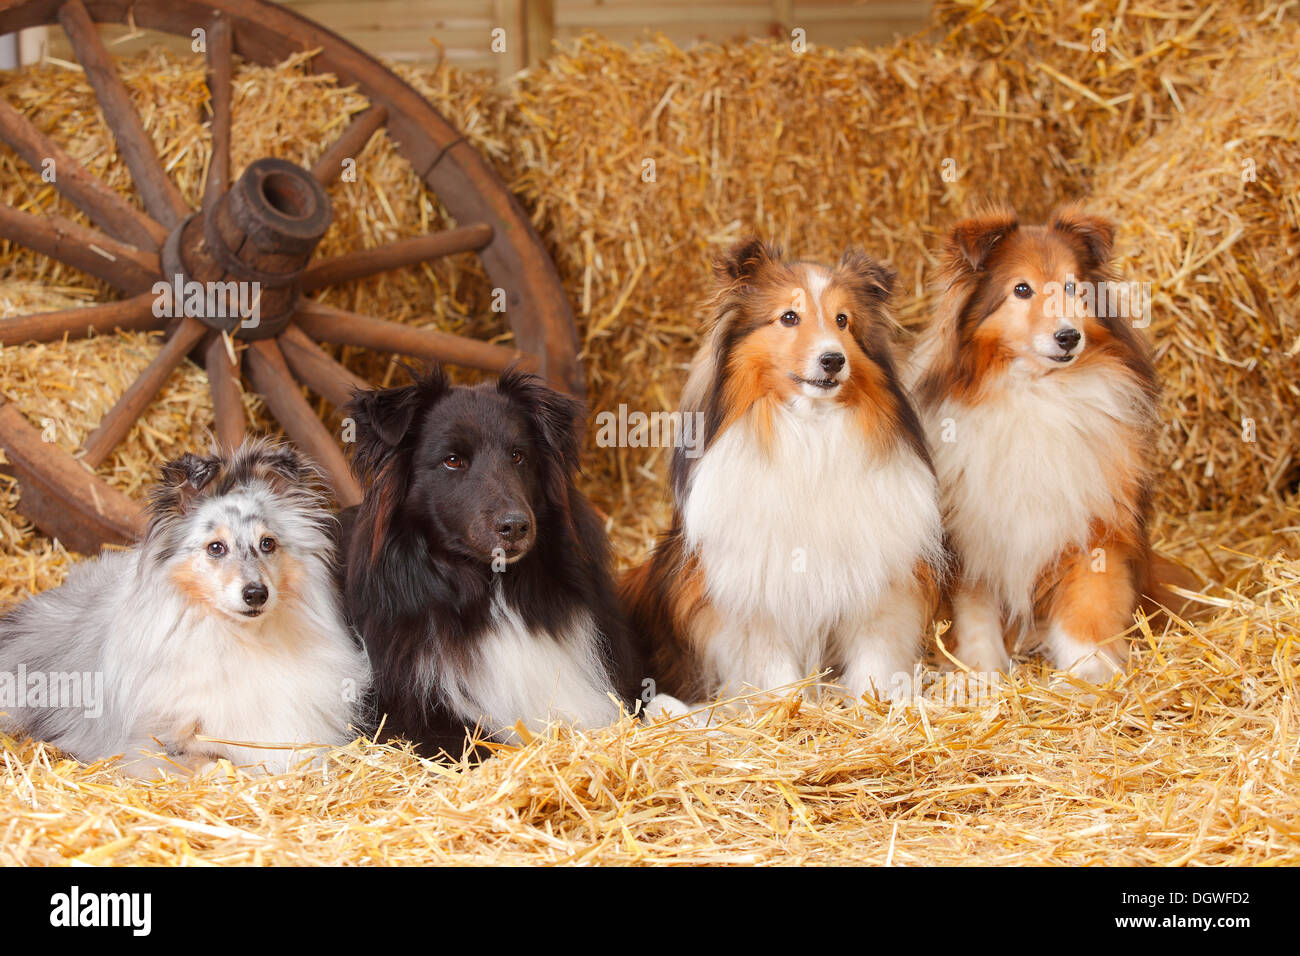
<box><xmin>161</xmin><ymin>158</ymin><xmax>333</xmax><ymax>339</ymax></box>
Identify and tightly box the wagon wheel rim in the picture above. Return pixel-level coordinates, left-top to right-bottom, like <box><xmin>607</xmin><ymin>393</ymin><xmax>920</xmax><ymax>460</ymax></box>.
<box><xmin>0</xmin><ymin>0</ymin><xmax>581</xmax><ymax>554</ymax></box>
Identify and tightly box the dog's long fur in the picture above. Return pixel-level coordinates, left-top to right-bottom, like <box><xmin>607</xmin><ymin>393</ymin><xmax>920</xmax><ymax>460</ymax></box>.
<box><xmin>340</xmin><ymin>366</ymin><xmax>638</xmax><ymax>758</ymax></box>
<box><xmin>622</xmin><ymin>240</ymin><xmax>946</xmax><ymax>703</ymax></box>
<box><xmin>0</xmin><ymin>440</ymin><xmax>370</xmax><ymax>776</ymax></box>
<box><xmin>906</xmin><ymin>204</ymin><xmax>1172</xmax><ymax>680</ymax></box>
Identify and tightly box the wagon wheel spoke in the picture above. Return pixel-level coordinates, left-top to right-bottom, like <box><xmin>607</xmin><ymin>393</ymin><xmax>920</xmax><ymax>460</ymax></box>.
<box><xmin>310</xmin><ymin>105</ymin><xmax>388</xmax><ymax>187</ymax></box>
<box><xmin>243</xmin><ymin>338</ymin><xmax>362</xmax><ymax>506</ymax></box>
<box><xmin>202</xmin><ymin>12</ymin><xmax>233</xmax><ymax>215</ymax></box>
<box><xmin>58</xmin><ymin>0</ymin><xmax>191</xmax><ymax>229</ymax></box>
<box><xmin>293</xmin><ymin>300</ymin><xmax>539</xmax><ymax>375</ymax></box>
<box><xmin>0</xmin><ymin>396</ymin><xmax>144</xmax><ymax>552</ymax></box>
<box><xmin>0</xmin><ymin>204</ymin><xmax>160</xmax><ymax>292</ymax></box>
<box><xmin>0</xmin><ymin>293</ymin><xmax>164</xmax><ymax>346</ymax></box>
<box><xmin>0</xmin><ymin>97</ymin><xmax>168</xmax><ymax>251</ymax></box>
<box><xmin>205</xmin><ymin>334</ymin><xmax>245</xmax><ymax>451</ymax></box>
<box><xmin>79</xmin><ymin>316</ymin><xmax>208</xmax><ymax>469</ymax></box>
<box><xmin>299</xmin><ymin>223</ymin><xmax>494</xmax><ymax>292</ymax></box>
<box><xmin>278</xmin><ymin>324</ymin><xmax>368</xmax><ymax>409</ymax></box>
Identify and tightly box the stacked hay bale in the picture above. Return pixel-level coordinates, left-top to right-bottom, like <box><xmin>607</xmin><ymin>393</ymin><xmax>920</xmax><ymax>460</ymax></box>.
<box><xmin>510</xmin><ymin>2</ymin><xmax>1299</xmax><ymax>558</ymax></box>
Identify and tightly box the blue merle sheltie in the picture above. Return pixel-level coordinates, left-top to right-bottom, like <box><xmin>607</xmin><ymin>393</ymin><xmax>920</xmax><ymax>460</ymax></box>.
<box><xmin>339</xmin><ymin>365</ymin><xmax>639</xmax><ymax>759</ymax></box>
<box><xmin>0</xmin><ymin>439</ymin><xmax>370</xmax><ymax>777</ymax></box>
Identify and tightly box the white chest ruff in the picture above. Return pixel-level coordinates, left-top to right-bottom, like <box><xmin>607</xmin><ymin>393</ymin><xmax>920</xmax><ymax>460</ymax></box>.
<box><xmin>436</xmin><ymin>590</ymin><xmax>619</xmax><ymax>741</ymax></box>
<box><xmin>682</xmin><ymin>402</ymin><xmax>943</xmax><ymax>629</ymax></box>
<box><xmin>105</xmin><ymin>573</ymin><xmax>369</xmax><ymax>770</ymax></box>
<box><xmin>926</xmin><ymin>365</ymin><xmax>1149</xmax><ymax>620</ymax></box>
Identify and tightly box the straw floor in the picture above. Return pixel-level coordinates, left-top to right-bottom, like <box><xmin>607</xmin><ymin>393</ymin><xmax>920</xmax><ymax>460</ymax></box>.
<box><xmin>1</xmin><ymin>0</ymin><xmax>1297</xmax><ymax>864</ymax></box>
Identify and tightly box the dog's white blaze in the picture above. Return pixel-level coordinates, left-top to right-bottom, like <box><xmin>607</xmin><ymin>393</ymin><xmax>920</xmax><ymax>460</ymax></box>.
<box><xmin>682</xmin><ymin>401</ymin><xmax>943</xmax><ymax>697</ymax></box>
<box><xmin>436</xmin><ymin>587</ymin><xmax>620</xmax><ymax>742</ymax></box>
<box><xmin>801</xmin><ymin>267</ymin><xmax>831</xmax><ymax>328</ymax></box>
<box><xmin>922</xmin><ymin>363</ymin><xmax>1151</xmax><ymax>627</ymax></box>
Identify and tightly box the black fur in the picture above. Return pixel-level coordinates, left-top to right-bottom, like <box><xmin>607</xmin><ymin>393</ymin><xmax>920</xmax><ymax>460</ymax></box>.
<box><xmin>338</xmin><ymin>365</ymin><xmax>638</xmax><ymax>760</ymax></box>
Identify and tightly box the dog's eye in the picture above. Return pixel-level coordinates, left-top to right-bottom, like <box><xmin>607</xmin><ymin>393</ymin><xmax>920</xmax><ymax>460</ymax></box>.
<box><xmin>835</xmin><ymin>313</ymin><xmax>848</xmax><ymax>329</ymax></box>
<box><xmin>206</xmin><ymin>541</ymin><xmax>227</xmax><ymax>557</ymax></box>
<box><xmin>1013</xmin><ymin>282</ymin><xmax>1033</xmax><ymax>299</ymax></box>
<box><xmin>1063</xmin><ymin>281</ymin><xmax>1077</xmax><ymax>296</ymax></box>
<box><xmin>511</xmin><ymin>450</ymin><xmax>524</xmax><ymax>465</ymax></box>
<box><xmin>779</xmin><ymin>310</ymin><xmax>799</xmax><ymax>326</ymax></box>
<box><xmin>259</xmin><ymin>537</ymin><xmax>277</xmax><ymax>554</ymax></box>
<box><xmin>443</xmin><ymin>455</ymin><xmax>466</xmax><ymax>470</ymax></box>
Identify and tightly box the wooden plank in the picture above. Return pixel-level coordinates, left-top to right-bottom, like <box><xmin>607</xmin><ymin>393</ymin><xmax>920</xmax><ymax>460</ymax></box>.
<box><xmin>524</xmin><ymin>0</ymin><xmax>555</xmax><ymax>67</ymax></box>
<box><xmin>45</xmin><ymin>1</ymin><xmax>931</xmax><ymax>64</ymax></box>
<box><xmin>495</xmin><ymin>0</ymin><xmax>526</xmax><ymax>80</ymax></box>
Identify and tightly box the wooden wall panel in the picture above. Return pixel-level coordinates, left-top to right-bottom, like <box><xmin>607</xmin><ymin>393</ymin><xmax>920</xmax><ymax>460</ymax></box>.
<box><xmin>43</xmin><ymin>1</ymin><xmax>931</xmax><ymax>79</ymax></box>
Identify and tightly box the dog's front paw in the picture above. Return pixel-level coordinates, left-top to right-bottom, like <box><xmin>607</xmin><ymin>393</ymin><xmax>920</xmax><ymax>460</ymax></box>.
<box><xmin>1047</xmin><ymin>627</ymin><xmax>1129</xmax><ymax>687</ymax></box>
<box><xmin>641</xmin><ymin>693</ymin><xmax>690</xmax><ymax>721</ymax></box>
<box><xmin>641</xmin><ymin>693</ymin><xmax>728</xmax><ymax>731</ymax></box>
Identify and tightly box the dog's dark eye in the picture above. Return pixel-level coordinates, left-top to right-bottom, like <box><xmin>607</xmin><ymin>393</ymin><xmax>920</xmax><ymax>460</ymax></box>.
<box><xmin>259</xmin><ymin>537</ymin><xmax>277</xmax><ymax>554</ymax></box>
<box><xmin>780</xmin><ymin>310</ymin><xmax>799</xmax><ymax>326</ymax></box>
<box><xmin>206</xmin><ymin>541</ymin><xmax>226</xmax><ymax>557</ymax></box>
<box><xmin>511</xmin><ymin>450</ymin><xmax>524</xmax><ymax>465</ymax></box>
<box><xmin>835</xmin><ymin>313</ymin><xmax>848</xmax><ymax>329</ymax></box>
<box><xmin>1063</xmin><ymin>281</ymin><xmax>1076</xmax><ymax>296</ymax></box>
<box><xmin>443</xmin><ymin>454</ymin><xmax>466</xmax><ymax>470</ymax></box>
<box><xmin>1013</xmin><ymin>282</ymin><xmax>1033</xmax><ymax>299</ymax></box>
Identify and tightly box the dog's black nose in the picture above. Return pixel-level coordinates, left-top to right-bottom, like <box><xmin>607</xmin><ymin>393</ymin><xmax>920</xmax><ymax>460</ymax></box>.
<box><xmin>819</xmin><ymin>351</ymin><xmax>846</xmax><ymax>375</ymax></box>
<box><xmin>1054</xmin><ymin>327</ymin><xmax>1081</xmax><ymax>351</ymax></box>
<box><xmin>242</xmin><ymin>583</ymin><xmax>268</xmax><ymax>608</ymax></box>
<box><xmin>495</xmin><ymin>513</ymin><xmax>531</xmax><ymax>543</ymax></box>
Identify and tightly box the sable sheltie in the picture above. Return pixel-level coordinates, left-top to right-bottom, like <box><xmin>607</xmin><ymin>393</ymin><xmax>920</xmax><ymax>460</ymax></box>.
<box><xmin>340</xmin><ymin>366</ymin><xmax>638</xmax><ymax>759</ymax></box>
<box><xmin>621</xmin><ymin>240</ymin><xmax>946</xmax><ymax>704</ymax></box>
<box><xmin>907</xmin><ymin>205</ymin><xmax>1167</xmax><ymax>681</ymax></box>
<box><xmin>0</xmin><ymin>440</ymin><xmax>371</xmax><ymax>776</ymax></box>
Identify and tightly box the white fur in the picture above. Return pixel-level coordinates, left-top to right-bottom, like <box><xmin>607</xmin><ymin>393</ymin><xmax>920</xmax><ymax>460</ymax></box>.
<box><xmin>920</xmin><ymin>361</ymin><xmax>1150</xmax><ymax>630</ymax></box>
<box><xmin>1045</xmin><ymin>623</ymin><xmax>1128</xmax><ymax>684</ymax></box>
<box><xmin>0</xmin><ymin>483</ymin><xmax>370</xmax><ymax>778</ymax></box>
<box><xmin>948</xmin><ymin>584</ymin><xmax>1011</xmax><ymax>674</ymax></box>
<box><xmin>682</xmin><ymin>400</ymin><xmax>944</xmax><ymax>699</ymax></box>
<box><xmin>435</xmin><ymin>585</ymin><xmax>620</xmax><ymax>743</ymax></box>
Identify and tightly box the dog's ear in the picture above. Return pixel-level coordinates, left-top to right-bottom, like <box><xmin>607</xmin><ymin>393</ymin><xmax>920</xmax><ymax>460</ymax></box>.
<box><xmin>837</xmin><ymin>249</ymin><xmax>897</xmax><ymax>306</ymax></box>
<box><xmin>150</xmin><ymin>452</ymin><xmax>222</xmax><ymax>517</ymax></box>
<box><xmin>258</xmin><ymin>444</ymin><xmax>313</xmax><ymax>490</ymax></box>
<box><xmin>946</xmin><ymin>208</ymin><xmax>1019</xmax><ymax>273</ymax></box>
<box><xmin>160</xmin><ymin>452</ymin><xmax>221</xmax><ymax>493</ymax></box>
<box><xmin>346</xmin><ymin>366</ymin><xmax>448</xmax><ymax>481</ymax></box>
<box><xmin>498</xmin><ymin>367</ymin><xmax>585</xmax><ymax>473</ymax></box>
<box><xmin>714</xmin><ymin>238</ymin><xmax>782</xmax><ymax>285</ymax></box>
<box><xmin>1050</xmin><ymin>204</ymin><xmax>1115</xmax><ymax>271</ymax></box>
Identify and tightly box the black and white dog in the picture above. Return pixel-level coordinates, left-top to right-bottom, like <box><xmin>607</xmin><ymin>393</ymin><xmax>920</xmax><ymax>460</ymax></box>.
<box><xmin>340</xmin><ymin>366</ymin><xmax>639</xmax><ymax>758</ymax></box>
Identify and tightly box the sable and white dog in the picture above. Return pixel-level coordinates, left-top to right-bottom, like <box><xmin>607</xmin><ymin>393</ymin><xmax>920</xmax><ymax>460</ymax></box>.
<box><xmin>907</xmin><ymin>205</ymin><xmax>1169</xmax><ymax>681</ymax></box>
<box><xmin>622</xmin><ymin>240</ymin><xmax>945</xmax><ymax>705</ymax></box>
<box><xmin>0</xmin><ymin>440</ymin><xmax>370</xmax><ymax>776</ymax></box>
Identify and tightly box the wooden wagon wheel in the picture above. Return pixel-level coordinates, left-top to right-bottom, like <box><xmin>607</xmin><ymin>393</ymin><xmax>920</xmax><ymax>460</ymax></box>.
<box><xmin>0</xmin><ymin>0</ymin><xmax>581</xmax><ymax>555</ymax></box>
